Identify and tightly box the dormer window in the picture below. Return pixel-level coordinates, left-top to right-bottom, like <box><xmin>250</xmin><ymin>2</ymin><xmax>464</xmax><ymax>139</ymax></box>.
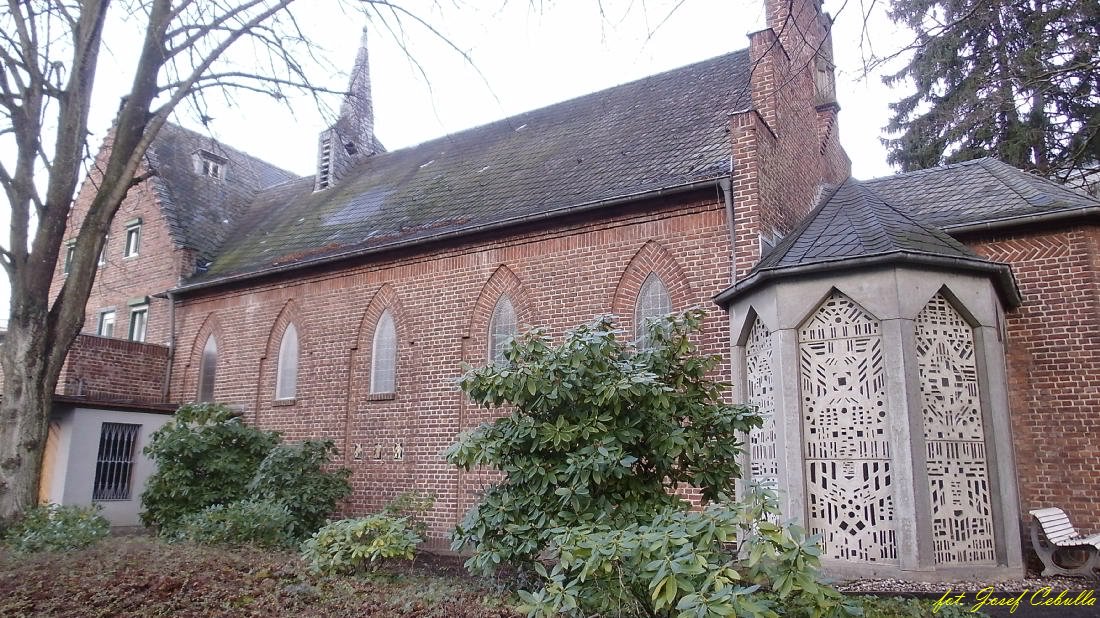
<box><xmin>193</xmin><ymin>150</ymin><xmax>228</xmax><ymax>179</ymax></box>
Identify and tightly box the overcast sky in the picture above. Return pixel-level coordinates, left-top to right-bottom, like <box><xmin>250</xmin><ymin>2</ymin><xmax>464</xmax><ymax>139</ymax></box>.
<box><xmin>1</xmin><ymin>0</ymin><xmax>910</xmax><ymax>322</ymax></box>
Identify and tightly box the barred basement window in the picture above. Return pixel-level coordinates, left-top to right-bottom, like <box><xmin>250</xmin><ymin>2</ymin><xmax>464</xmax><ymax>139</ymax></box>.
<box><xmin>93</xmin><ymin>423</ymin><xmax>140</xmax><ymax>501</ymax></box>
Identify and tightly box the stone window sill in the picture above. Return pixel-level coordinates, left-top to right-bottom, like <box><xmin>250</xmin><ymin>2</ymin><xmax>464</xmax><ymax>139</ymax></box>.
<box><xmin>272</xmin><ymin>398</ymin><xmax>297</xmax><ymax>407</ymax></box>
<box><xmin>367</xmin><ymin>392</ymin><xmax>396</xmax><ymax>401</ymax></box>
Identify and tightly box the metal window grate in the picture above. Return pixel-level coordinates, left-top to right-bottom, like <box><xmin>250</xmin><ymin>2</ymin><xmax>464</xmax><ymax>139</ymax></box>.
<box><xmin>93</xmin><ymin>423</ymin><xmax>140</xmax><ymax>501</ymax></box>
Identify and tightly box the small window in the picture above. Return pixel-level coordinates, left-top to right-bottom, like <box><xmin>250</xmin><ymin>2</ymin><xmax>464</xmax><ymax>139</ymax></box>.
<box><xmin>98</xmin><ymin>235</ymin><xmax>108</xmax><ymax>267</ymax></box>
<box><xmin>92</xmin><ymin>422</ymin><xmax>140</xmax><ymax>501</ymax></box>
<box><xmin>371</xmin><ymin>310</ymin><xmax>397</xmax><ymax>394</ymax></box>
<box><xmin>275</xmin><ymin>323</ymin><xmax>299</xmax><ymax>400</ymax></box>
<box><xmin>488</xmin><ymin>296</ymin><xmax>517</xmax><ymax>365</ymax></box>
<box><xmin>129</xmin><ymin>306</ymin><xmax>148</xmax><ymax>342</ymax></box>
<box><xmin>194</xmin><ymin>150</ymin><xmax>228</xmax><ymax>179</ymax></box>
<box><xmin>124</xmin><ymin>225</ymin><xmax>141</xmax><ymax>257</ymax></box>
<box><xmin>635</xmin><ymin>273</ymin><xmax>672</xmax><ymax>349</ymax></box>
<box><xmin>97</xmin><ymin>310</ymin><xmax>116</xmax><ymax>338</ymax></box>
<box><xmin>197</xmin><ymin>335</ymin><xmax>217</xmax><ymax>402</ymax></box>
<box><xmin>63</xmin><ymin>243</ymin><xmax>75</xmax><ymax>275</ymax></box>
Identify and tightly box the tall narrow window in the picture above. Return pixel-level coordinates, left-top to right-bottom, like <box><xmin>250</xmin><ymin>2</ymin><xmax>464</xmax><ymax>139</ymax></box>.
<box><xmin>98</xmin><ymin>235</ymin><xmax>108</xmax><ymax>266</ymax></box>
<box><xmin>92</xmin><ymin>423</ymin><xmax>140</xmax><ymax>501</ymax></box>
<box><xmin>129</xmin><ymin>306</ymin><xmax>148</xmax><ymax>342</ymax></box>
<box><xmin>488</xmin><ymin>296</ymin><xmax>517</xmax><ymax>365</ymax></box>
<box><xmin>97</xmin><ymin>310</ymin><xmax>116</xmax><ymax>337</ymax></box>
<box><xmin>63</xmin><ymin>242</ymin><xmax>75</xmax><ymax>275</ymax></box>
<box><xmin>370</xmin><ymin>310</ymin><xmax>397</xmax><ymax>394</ymax></box>
<box><xmin>124</xmin><ymin>223</ymin><xmax>141</xmax><ymax>257</ymax></box>
<box><xmin>634</xmin><ymin>273</ymin><xmax>671</xmax><ymax>349</ymax></box>
<box><xmin>197</xmin><ymin>335</ymin><xmax>218</xmax><ymax>402</ymax></box>
<box><xmin>275</xmin><ymin>323</ymin><xmax>299</xmax><ymax>400</ymax></box>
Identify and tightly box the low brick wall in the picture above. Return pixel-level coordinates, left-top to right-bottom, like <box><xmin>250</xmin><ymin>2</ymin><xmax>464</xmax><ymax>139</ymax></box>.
<box><xmin>57</xmin><ymin>334</ymin><xmax>170</xmax><ymax>405</ymax></box>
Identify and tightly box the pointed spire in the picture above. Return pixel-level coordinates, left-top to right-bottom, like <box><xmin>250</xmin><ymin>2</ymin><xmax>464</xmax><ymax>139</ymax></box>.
<box><xmin>316</xmin><ymin>26</ymin><xmax>378</xmax><ymax>191</ymax></box>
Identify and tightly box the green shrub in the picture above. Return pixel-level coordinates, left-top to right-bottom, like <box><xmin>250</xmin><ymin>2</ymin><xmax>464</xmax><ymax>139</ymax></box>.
<box><xmin>175</xmin><ymin>499</ymin><xmax>295</xmax><ymax>548</ymax></box>
<box><xmin>380</xmin><ymin>491</ymin><xmax>435</xmax><ymax>538</ymax></box>
<box><xmin>301</xmin><ymin>515</ymin><xmax>422</xmax><ymax>575</ymax></box>
<box><xmin>141</xmin><ymin>403</ymin><xmax>280</xmax><ymax>531</ymax></box>
<box><xmin>2</xmin><ymin>504</ymin><xmax>110</xmax><ymax>553</ymax></box>
<box><xmin>445</xmin><ymin>311</ymin><xmax>762</xmax><ymax>574</ymax></box>
<box><xmin>518</xmin><ymin>486</ymin><xmax>861</xmax><ymax>618</ymax></box>
<box><xmin>248</xmin><ymin>439</ymin><xmax>352</xmax><ymax>540</ymax></box>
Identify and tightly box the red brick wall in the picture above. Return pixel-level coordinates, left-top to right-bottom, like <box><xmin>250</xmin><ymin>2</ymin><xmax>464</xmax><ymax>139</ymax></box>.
<box><xmin>967</xmin><ymin>224</ymin><xmax>1100</xmax><ymax>531</ymax></box>
<box><xmin>168</xmin><ymin>194</ymin><xmax>736</xmax><ymax>547</ymax></box>
<box><xmin>729</xmin><ymin>12</ymin><xmax>850</xmax><ymax>280</ymax></box>
<box><xmin>48</xmin><ymin>142</ymin><xmax>187</xmax><ymax>348</ymax></box>
<box><xmin>57</xmin><ymin>334</ymin><xmax>170</xmax><ymax>405</ymax></box>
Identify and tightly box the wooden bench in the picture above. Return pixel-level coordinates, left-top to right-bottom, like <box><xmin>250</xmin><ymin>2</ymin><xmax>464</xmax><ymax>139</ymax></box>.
<box><xmin>1029</xmin><ymin>507</ymin><xmax>1100</xmax><ymax>579</ymax></box>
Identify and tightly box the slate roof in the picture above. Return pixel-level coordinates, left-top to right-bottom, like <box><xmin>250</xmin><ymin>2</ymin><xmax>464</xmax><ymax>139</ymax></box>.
<box><xmin>755</xmin><ymin>179</ymin><xmax>980</xmax><ymax>270</ymax></box>
<box><xmin>145</xmin><ymin>123</ymin><xmax>298</xmax><ymax>264</ymax></box>
<box><xmin>193</xmin><ymin>49</ymin><xmax>752</xmax><ymax>283</ymax></box>
<box><xmin>865</xmin><ymin>157</ymin><xmax>1099</xmax><ymax>230</ymax></box>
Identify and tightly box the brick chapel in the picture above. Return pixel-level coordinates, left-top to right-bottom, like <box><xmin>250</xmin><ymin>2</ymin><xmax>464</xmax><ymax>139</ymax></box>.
<box><xmin>43</xmin><ymin>0</ymin><xmax>1100</xmax><ymax>580</ymax></box>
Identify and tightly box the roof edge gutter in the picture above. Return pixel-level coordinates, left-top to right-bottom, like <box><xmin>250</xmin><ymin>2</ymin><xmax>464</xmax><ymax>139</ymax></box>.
<box><xmin>943</xmin><ymin>205</ymin><xmax>1099</xmax><ymax>235</ymax></box>
<box><xmin>170</xmin><ymin>176</ymin><xmax>727</xmax><ymax>296</ymax></box>
<box><xmin>714</xmin><ymin>251</ymin><xmax>1021</xmax><ymax>309</ymax></box>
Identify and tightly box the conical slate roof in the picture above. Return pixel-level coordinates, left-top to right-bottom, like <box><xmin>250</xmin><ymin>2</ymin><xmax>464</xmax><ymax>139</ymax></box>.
<box><xmin>716</xmin><ymin>178</ymin><xmax>1021</xmax><ymax>307</ymax></box>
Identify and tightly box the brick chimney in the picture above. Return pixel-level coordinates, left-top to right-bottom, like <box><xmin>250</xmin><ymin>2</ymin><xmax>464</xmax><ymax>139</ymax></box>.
<box><xmin>315</xmin><ymin>27</ymin><xmax>379</xmax><ymax>192</ymax></box>
<box><xmin>728</xmin><ymin>0</ymin><xmax>850</xmax><ymax>279</ymax></box>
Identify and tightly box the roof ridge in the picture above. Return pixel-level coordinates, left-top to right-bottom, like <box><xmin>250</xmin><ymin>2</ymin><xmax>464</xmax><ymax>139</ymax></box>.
<box><xmin>357</xmin><ymin>48</ymin><xmax>752</xmax><ymax>160</ymax></box>
<box><xmin>160</xmin><ymin>121</ymin><xmax>298</xmax><ymax>183</ymax></box>
<box><xmin>864</xmin><ymin>157</ymin><xmax>990</xmax><ymax>184</ymax></box>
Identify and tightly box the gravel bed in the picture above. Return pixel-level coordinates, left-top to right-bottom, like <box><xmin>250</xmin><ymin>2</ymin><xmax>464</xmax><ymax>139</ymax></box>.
<box><xmin>836</xmin><ymin>575</ymin><xmax>1093</xmax><ymax>594</ymax></box>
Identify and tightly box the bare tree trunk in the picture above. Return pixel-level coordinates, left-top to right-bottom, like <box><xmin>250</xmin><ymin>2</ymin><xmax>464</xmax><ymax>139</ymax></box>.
<box><xmin>0</xmin><ymin>322</ymin><xmax>69</xmax><ymax>521</ymax></box>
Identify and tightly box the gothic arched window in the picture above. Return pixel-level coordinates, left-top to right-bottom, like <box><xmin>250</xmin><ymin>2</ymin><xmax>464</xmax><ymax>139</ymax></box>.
<box><xmin>197</xmin><ymin>335</ymin><xmax>218</xmax><ymax>402</ymax></box>
<box><xmin>635</xmin><ymin>273</ymin><xmax>672</xmax><ymax>348</ymax></box>
<box><xmin>275</xmin><ymin>323</ymin><xmax>299</xmax><ymax>400</ymax></box>
<box><xmin>371</xmin><ymin>310</ymin><xmax>397</xmax><ymax>393</ymax></box>
<box><xmin>488</xmin><ymin>296</ymin><xmax>517</xmax><ymax>365</ymax></box>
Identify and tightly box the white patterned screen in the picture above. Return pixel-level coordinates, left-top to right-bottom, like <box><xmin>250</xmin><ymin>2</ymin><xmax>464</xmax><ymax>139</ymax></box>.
<box><xmin>799</xmin><ymin>292</ymin><xmax>898</xmax><ymax>563</ymax></box>
<box><xmin>745</xmin><ymin>317</ymin><xmax>778</xmax><ymax>491</ymax></box>
<box><xmin>916</xmin><ymin>293</ymin><xmax>996</xmax><ymax>564</ymax></box>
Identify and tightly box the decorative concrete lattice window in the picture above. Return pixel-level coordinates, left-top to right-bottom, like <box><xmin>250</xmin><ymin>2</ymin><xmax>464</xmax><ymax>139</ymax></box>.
<box><xmin>916</xmin><ymin>293</ymin><xmax>996</xmax><ymax>565</ymax></box>
<box><xmin>745</xmin><ymin>316</ymin><xmax>778</xmax><ymax>491</ymax></box>
<box><xmin>488</xmin><ymin>297</ymin><xmax>517</xmax><ymax>365</ymax></box>
<box><xmin>93</xmin><ymin>423</ymin><xmax>140</xmax><ymax>501</ymax></box>
<box><xmin>371</xmin><ymin>311</ymin><xmax>397</xmax><ymax>394</ymax></box>
<box><xmin>635</xmin><ymin>273</ymin><xmax>671</xmax><ymax>349</ymax></box>
<box><xmin>197</xmin><ymin>335</ymin><xmax>217</xmax><ymax>402</ymax></box>
<box><xmin>275</xmin><ymin>323</ymin><xmax>299</xmax><ymax>400</ymax></box>
<box><xmin>799</xmin><ymin>292</ymin><xmax>897</xmax><ymax>564</ymax></box>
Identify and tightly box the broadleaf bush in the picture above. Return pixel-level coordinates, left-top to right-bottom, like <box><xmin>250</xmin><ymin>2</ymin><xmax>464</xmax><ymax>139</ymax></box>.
<box><xmin>174</xmin><ymin>499</ymin><xmax>296</xmax><ymax>548</ymax></box>
<box><xmin>300</xmin><ymin>514</ymin><xmax>422</xmax><ymax>575</ymax></box>
<box><xmin>247</xmin><ymin>439</ymin><xmax>352</xmax><ymax>540</ymax></box>
<box><xmin>380</xmin><ymin>490</ymin><xmax>435</xmax><ymax>538</ymax></box>
<box><xmin>445</xmin><ymin>310</ymin><xmax>762</xmax><ymax>574</ymax></box>
<box><xmin>141</xmin><ymin>403</ymin><xmax>280</xmax><ymax>532</ymax></box>
<box><xmin>142</xmin><ymin>403</ymin><xmax>351</xmax><ymax>540</ymax></box>
<box><xmin>1</xmin><ymin>503</ymin><xmax>110</xmax><ymax>553</ymax></box>
<box><xmin>518</xmin><ymin>485</ymin><xmax>862</xmax><ymax>618</ymax></box>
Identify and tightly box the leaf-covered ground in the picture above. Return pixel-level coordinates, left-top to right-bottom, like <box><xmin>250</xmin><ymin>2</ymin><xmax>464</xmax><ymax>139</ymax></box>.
<box><xmin>0</xmin><ymin>536</ymin><xmax>520</xmax><ymax>617</ymax></box>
